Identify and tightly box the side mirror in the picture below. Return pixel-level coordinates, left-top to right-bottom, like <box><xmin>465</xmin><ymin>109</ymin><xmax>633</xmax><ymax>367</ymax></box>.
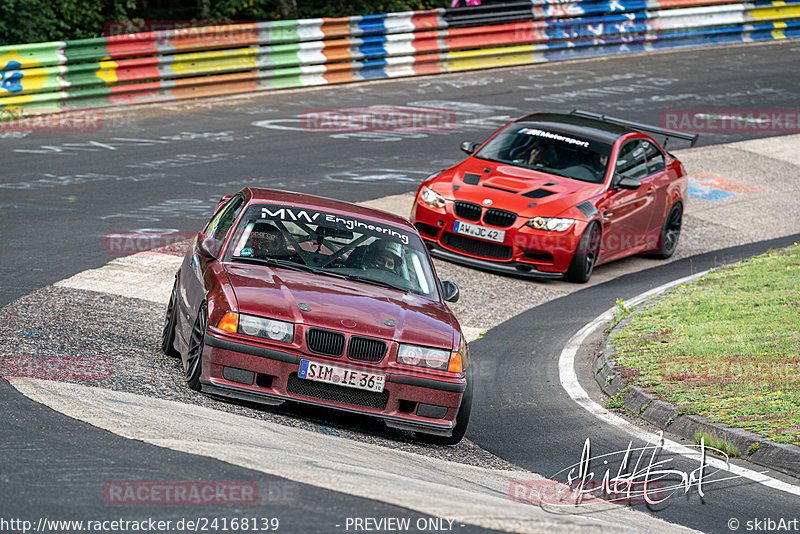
<box><xmin>614</xmin><ymin>175</ymin><xmax>641</xmax><ymax>190</ymax></box>
<box><xmin>441</xmin><ymin>280</ymin><xmax>460</xmax><ymax>303</ymax></box>
<box><xmin>197</xmin><ymin>236</ymin><xmax>219</xmax><ymax>259</ymax></box>
<box><xmin>460</xmin><ymin>141</ymin><xmax>478</xmax><ymax>155</ymax></box>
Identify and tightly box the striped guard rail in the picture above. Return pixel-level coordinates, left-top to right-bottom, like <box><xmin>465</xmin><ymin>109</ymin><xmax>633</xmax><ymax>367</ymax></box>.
<box><xmin>0</xmin><ymin>0</ymin><xmax>798</xmax><ymax>116</ymax></box>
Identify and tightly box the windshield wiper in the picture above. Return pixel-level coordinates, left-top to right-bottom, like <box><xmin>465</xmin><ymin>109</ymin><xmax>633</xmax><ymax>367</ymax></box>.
<box><xmin>231</xmin><ymin>256</ymin><xmax>314</xmax><ymax>273</ymax></box>
<box><xmin>342</xmin><ymin>274</ymin><xmax>407</xmax><ymax>292</ymax></box>
<box><xmin>231</xmin><ymin>256</ymin><xmax>353</xmax><ymax>280</ymax></box>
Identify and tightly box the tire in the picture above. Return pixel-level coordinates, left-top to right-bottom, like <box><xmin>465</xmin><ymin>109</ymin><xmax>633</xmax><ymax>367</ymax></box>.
<box><xmin>418</xmin><ymin>367</ymin><xmax>473</xmax><ymax>446</ymax></box>
<box><xmin>651</xmin><ymin>203</ymin><xmax>682</xmax><ymax>259</ymax></box>
<box><xmin>565</xmin><ymin>223</ymin><xmax>601</xmax><ymax>284</ymax></box>
<box><xmin>161</xmin><ymin>280</ymin><xmax>180</xmax><ymax>357</ymax></box>
<box><xmin>184</xmin><ymin>304</ymin><xmax>207</xmax><ymax>391</ymax></box>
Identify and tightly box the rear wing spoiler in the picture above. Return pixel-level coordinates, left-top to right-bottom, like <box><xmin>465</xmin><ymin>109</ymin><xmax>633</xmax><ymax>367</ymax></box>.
<box><xmin>570</xmin><ymin>109</ymin><xmax>699</xmax><ymax>147</ymax></box>
<box><xmin>215</xmin><ymin>194</ymin><xmax>233</xmax><ymax>213</ymax></box>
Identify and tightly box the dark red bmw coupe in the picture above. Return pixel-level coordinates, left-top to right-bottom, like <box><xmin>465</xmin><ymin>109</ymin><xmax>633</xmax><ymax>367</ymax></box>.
<box><xmin>411</xmin><ymin>110</ymin><xmax>698</xmax><ymax>283</ymax></box>
<box><xmin>162</xmin><ymin>188</ymin><xmax>471</xmax><ymax>444</ymax></box>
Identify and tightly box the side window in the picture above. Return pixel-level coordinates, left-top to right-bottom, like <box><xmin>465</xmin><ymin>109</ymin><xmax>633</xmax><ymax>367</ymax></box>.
<box><xmin>204</xmin><ymin>195</ymin><xmax>244</xmax><ymax>246</ymax></box>
<box><xmin>643</xmin><ymin>139</ymin><xmax>666</xmax><ymax>175</ymax></box>
<box><xmin>615</xmin><ymin>140</ymin><xmax>648</xmax><ymax>181</ymax></box>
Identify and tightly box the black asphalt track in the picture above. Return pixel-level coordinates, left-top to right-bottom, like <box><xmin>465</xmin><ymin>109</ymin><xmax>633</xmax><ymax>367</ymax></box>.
<box><xmin>2</xmin><ymin>41</ymin><xmax>799</xmax><ymax>532</ymax></box>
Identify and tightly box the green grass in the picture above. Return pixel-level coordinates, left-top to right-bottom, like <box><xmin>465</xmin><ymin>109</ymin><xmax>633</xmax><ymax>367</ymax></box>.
<box><xmin>611</xmin><ymin>244</ymin><xmax>800</xmax><ymax>446</ymax></box>
<box><xmin>605</xmin><ymin>392</ymin><xmax>626</xmax><ymax>410</ymax></box>
<box><xmin>694</xmin><ymin>431</ymin><xmax>740</xmax><ymax>457</ymax></box>
<box><xmin>605</xmin><ymin>298</ymin><xmax>632</xmax><ymax>333</ymax></box>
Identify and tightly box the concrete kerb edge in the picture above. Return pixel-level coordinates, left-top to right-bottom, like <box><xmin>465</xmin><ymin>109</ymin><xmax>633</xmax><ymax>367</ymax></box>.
<box><xmin>591</xmin><ymin>283</ymin><xmax>800</xmax><ymax>480</ymax></box>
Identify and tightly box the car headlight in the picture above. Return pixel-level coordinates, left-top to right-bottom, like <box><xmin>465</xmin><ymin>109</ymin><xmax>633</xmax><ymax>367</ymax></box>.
<box><xmin>397</xmin><ymin>343</ymin><xmax>451</xmax><ymax>370</ymax></box>
<box><xmin>526</xmin><ymin>217</ymin><xmax>575</xmax><ymax>232</ymax></box>
<box><xmin>420</xmin><ymin>186</ymin><xmax>446</xmax><ymax>209</ymax></box>
<box><xmin>397</xmin><ymin>342</ymin><xmax>467</xmax><ymax>372</ymax></box>
<box><xmin>235</xmin><ymin>313</ymin><xmax>294</xmax><ymax>343</ymax></box>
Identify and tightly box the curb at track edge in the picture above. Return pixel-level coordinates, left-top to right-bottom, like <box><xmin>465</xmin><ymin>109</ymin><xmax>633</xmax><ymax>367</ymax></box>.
<box><xmin>593</xmin><ymin>280</ymin><xmax>800</xmax><ymax>480</ymax></box>
<box><xmin>555</xmin><ymin>239</ymin><xmax>800</xmax><ymax>495</ymax></box>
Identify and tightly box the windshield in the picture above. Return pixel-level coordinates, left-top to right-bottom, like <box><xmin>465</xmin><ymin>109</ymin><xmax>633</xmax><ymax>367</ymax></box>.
<box><xmin>223</xmin><ymin>204</ymin><xmax>440</xmax><ymax>299</ymax></box>
<box><xmin>474</xmin><ymin>122</ymin><xmax>613</xmax><ymax>183</ymax></box>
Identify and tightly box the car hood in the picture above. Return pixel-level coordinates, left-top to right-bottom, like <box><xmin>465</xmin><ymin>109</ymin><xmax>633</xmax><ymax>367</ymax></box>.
<box><xmin>439</xmin><ymin>159</ymin><xmax>605</xmax><ymax>218</ymax></box>
<box><xmin>224</xmin><ymin>264</ymin><xmax>457</xmax><ymax>349</ymax></box>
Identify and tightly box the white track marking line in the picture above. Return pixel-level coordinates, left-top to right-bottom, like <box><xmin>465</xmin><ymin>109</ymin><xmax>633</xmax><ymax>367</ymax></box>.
<box><xmin>55</xmin><ymin>252</ymin><xmax>182</xmax><ymax>304</ymax></box>
<box><xmin>10</xmin><ymin>379</ymin><xmax>694</xmax><ymax>534</ymax></box>
<box><xmin>558</xmin><ymin>270</ymin><xmax>800</xmax><ymax>496</ymax></box>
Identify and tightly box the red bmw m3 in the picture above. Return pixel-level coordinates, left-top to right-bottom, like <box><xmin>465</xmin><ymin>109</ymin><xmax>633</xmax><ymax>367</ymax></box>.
<box><xmin>411</xmin><ymin>110</ymin><xmax>697</xmax><ymax>283</ymax></box>
<box><xmin>162</xmin><ymin>189</ymin><xmax>471</xmax><ymax>444</ymax></box>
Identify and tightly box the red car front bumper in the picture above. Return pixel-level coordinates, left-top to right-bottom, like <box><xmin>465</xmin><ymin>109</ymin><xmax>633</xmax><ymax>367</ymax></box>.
<box><xmin>199</xmin><ymin>332</ymin><xmax>466</xmax><ymax>436</ymax></box>
<box><xmin>411</xmin><ymin>199</ymin><xmax>587</xmax><ymax>277</ymax></box>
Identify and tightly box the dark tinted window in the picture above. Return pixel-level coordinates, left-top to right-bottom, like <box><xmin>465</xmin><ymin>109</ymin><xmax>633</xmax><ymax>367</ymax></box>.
<box><xmin>643</xmin><ymin>139</ymin><xmax>666</xmax><ymax>174</ymax></box>
<box><xmin>474</xmin><ymin>122</ymin><xmax>612</xmax><ymax>183</ymax></box>
<box><xmin>224</xmin><ymin>205</ymin><xmax>439</xmax><ymax>299</ymax></box>
<box><xmin>615</xmin><ymin>140</ymin><xmax>648</xmax><ymax>180</ymax></box>
<box><xmin>204</xmin><ymin>195</ymin><xmax>244</xmax><ymax>245</ymax></box>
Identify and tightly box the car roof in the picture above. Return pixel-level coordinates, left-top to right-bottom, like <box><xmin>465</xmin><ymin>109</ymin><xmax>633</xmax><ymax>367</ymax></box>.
<box><xmin>515</xmin><ymin>112</ymin><xmax>637</xmax><ymax>145</ymax></box>
<box><xmin>241</xmin><ymin>188</ymin><xmax>414</xmax><ymax>229</ymax></box>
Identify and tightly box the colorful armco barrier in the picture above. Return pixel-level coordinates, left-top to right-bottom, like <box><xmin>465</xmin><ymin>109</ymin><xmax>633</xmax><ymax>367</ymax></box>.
<box><xmin>1</xmin><ymin>0</ymin><xmax>799</xmax><ymax>115</ymax></box>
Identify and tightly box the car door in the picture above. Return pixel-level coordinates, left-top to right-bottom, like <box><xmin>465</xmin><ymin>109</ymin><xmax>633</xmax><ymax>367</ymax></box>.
<box><xmin>641</xmin><ymin>139</ymin><xmax>670</xmax><ymax>248</ymax></box>
<box><xmin>597</xmin><ymin>139</ymin><xmax>654</xmax><ymax>261</ymax></box>
<box><xmin>177</xmin><ymin>195</ymin><xmax>245</xmax><ymax>346</ymax></box>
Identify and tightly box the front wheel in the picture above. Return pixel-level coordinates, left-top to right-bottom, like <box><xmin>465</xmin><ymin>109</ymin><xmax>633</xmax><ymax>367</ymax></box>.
<box><xmin>651</xmin><ymin>203</ymin><xmax>682</xmax><ymax>259</ymax></box>
<box><xmin>184</xmin><ymin>304</ymin><xmax>207</xmax><ymax>391</ymax></box>
<box><xmin>161</xmin><ymin>280</ymin><xmax>180</xmax><ymax>357</ymax></box>
<box><xmin>565</xmin><ymin>223</ymin><xmax>601</xmax><ymax>283</ymax></box>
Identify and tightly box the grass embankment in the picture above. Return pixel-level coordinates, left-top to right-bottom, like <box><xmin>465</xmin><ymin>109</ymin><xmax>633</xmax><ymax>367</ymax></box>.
<box><xmin>610</xmin><ymin>244</ymin><xmax>800</xmax><ymax>446</ymax></box>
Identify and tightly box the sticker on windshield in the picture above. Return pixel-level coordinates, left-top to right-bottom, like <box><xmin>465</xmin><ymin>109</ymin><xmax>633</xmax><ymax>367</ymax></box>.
<box><xmin>259</xmin><ymin>205</ymin><xmax>411</xmax><ymax>245</ymax></box>
<box><xmin>517</xmin><ymin>128</ymin><xmax>590</xmax><ymax>148</ymax></box>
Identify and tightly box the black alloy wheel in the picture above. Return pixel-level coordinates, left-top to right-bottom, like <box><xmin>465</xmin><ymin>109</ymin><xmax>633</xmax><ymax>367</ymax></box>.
<box><xmin>161</xmin><ymin>280</ymin><xmax>180</xmax><ymax>357</ymax></box>
<box><xmin>565</xmin><ymin>223</ymin><xmax>601</xmax><ymax>283</ymax></box>
<box><xmin>185</xmin><ymin>304</ymin><xmax>207</xmax><ymax>391</ymax></box>
<box><xmin>653</xmin><ymin>203</ymin><xmax>683</xmax><ymax>259</ymax></box>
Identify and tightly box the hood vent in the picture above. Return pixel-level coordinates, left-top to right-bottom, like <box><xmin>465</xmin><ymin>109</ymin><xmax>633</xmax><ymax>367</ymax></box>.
<box><xmin>462</xmin><ymin>173</ymin><xmax>481</xmax><ymax>185</ymax></box>
<box><xmin>523</xmin><ymin>188</ymin><xmax>556</xmax><ymax>199</ymax></box>
<box><xmin>576</xmin><ymin>201</ymin><xmax>598</xmax><ymax>218</ymax></box>
<box><xmin>482</xmin><ymin>184</ymin><xmax>516</xmax><ymax>193</ymax></box>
